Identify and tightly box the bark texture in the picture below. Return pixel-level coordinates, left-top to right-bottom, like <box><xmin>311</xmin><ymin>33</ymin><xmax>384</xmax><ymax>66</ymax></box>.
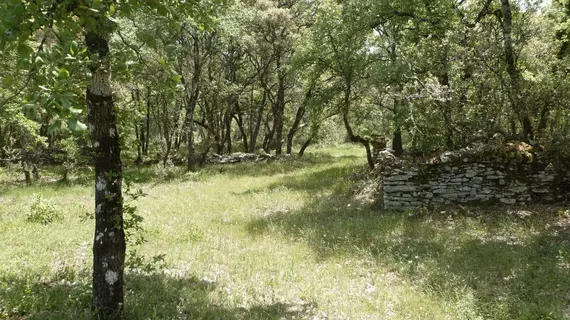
<box><xmin>85</xmin><ymin>30</ymin><xmax>126</xmax><ymax>320</ymax></box>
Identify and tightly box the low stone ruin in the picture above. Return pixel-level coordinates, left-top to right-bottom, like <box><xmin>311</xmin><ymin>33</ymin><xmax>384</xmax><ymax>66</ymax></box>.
<box><xmin>377</xmin><ymin>142</ymin><xmax>570</xmax><ymax>210</ymax></box>
<box><xmin>207</xmin><ymin>152</ymin><xmax>276</xmax><ymax>164</ymax></box>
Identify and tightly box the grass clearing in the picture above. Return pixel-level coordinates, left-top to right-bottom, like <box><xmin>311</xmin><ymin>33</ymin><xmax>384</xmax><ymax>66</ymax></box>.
<box><xmin>1</xmin><ymin>145</ymin><xmax>569</xmax><ymax>319</ymax></box>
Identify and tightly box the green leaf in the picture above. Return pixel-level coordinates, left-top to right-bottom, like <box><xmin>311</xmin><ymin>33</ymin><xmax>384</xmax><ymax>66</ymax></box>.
<box><xmin>58</xmin><ymin>68</ymin><xmax>70</xmax><ymax>79</ymax></box>
<box><xmin>70</xmin><ymin>40</ymin><xmax>78</xmax><ymax>55</ymax></box>
<box><xmin>67</xmin><ymin>118</ymin><xmax>88</xmax><ymax>132</ymax></box>
<box><xmin>23</xmin><ymin>103</ymin><xmax>38</xmax><ymax>119</ymax></box>
<box><xmin>69</xmin><ymin>108</ymin><xmax>83</xmax><ymax>115</ymax></box>
<box><xmin>48</xmin><ymin>119</ymin><xmax>62</xmax><ymax>134</ymax></box>
<box><xmin>172</xmin><ymin>75</ymin><xmax>182</xmax><ymax>83</ymax></box>
<box><xmin>17</xmin><ymin>43</ymin><xmax>32</xmax><ymax>58</ymax></box>
<box><xmin>2</xmin><ymin>75</ymin><xmax>14</xmax><ymax>87</ymax></box>
<box><xmin>61</xmin><ymin>97</ymin><xmax>71</xmax><ymax>110</ymax></box>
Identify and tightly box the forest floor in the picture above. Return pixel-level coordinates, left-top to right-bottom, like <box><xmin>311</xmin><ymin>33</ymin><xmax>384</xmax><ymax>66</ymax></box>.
<box><xmin>1</xmin><ymin>145</ymin><xmax>570</xmax><ymax>319</ymax></box>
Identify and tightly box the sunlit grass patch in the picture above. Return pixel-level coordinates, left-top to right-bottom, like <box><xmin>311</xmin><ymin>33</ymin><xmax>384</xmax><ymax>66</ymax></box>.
<box><xmin>1</xmin><ymin>145</ymin><xmax>569</xmax><ymax>319</ymax></box>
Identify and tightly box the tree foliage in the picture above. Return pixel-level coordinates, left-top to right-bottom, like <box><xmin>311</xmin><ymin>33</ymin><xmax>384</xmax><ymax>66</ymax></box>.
<box><xmin>1</xmin><ymin>0</ymin><xmax>570</xmax><ymax>317</ymax></box>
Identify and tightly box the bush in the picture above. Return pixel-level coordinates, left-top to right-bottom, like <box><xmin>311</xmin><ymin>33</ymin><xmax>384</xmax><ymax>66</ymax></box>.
<box><xmin>27</xmin><ymin>195</ymin><xmax>63</xmax><ymax>225</ymax></box>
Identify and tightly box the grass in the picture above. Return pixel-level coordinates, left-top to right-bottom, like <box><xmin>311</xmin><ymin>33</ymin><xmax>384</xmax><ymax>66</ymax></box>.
<box><xmin>1</xmin><ymin>144</ymin><xmax>569</xmax><ymax>319</ymax></box>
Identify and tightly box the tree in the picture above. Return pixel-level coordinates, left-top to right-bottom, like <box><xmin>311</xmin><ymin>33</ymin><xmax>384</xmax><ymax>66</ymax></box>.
<box><xmin>0</xmin><ymin>1</ymin><xmax>223</xmax><ymax>318</ymax></box>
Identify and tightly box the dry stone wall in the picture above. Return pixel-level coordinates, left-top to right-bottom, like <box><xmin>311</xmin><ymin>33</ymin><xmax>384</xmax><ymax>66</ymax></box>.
<box><xmin>380</xmin><ymin>150</ymin><xmax>569</xmax><ymax>210</ymax></box>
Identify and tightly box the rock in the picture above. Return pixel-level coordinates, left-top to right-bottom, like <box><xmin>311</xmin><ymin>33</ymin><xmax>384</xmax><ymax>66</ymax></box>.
<box><xmin>465</xmin><ymin>171</ymin><xmax>477</xmax><ymax>178</ymax></box>
<box><xmin>383</xmin><ymin>185</ymin><xmax>417</xmax><ymax>192</ymax></box>
<box><xmin>384</xmin><ymin>175</ymin><xmax>415</xmax><ymax>182</ymax></box>
<box><xmin>531</xmin><ymin>188</ymin><xmax>550</xmax><ymax>194</ymax></box>
<box><xmin>500</xmin><ymin>198</ymin><xmax>516</xmax><ymax>205</ymax></box>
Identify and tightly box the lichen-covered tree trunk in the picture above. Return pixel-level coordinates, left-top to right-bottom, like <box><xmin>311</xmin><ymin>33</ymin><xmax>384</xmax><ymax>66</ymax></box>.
<box><xmin>85</xmin><ymin>31</ymin><xmax>126</xmax><ymax>320</ymax></box>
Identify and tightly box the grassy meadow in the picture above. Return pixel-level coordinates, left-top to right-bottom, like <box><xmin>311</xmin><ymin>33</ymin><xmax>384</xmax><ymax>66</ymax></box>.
<box><xmin>0</xmin><ymin>145</ymin><xmax>569</xmax><ymax>319</ymax></box>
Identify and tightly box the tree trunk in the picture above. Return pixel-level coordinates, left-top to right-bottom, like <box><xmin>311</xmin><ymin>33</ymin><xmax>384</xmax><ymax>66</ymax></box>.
<box><xmin>32</xmin><ymin>165</ymin><xmax>39</xmax><ymax>181</ymax></box>
<box><xmin>392</xmin><ymin>127</ymin><xmax>403</xmax><ymax>157</ymax></box>
<box><xmin>144</xmin><ymin>87</ymin><xmax>151</xmax><ymax>156</ymax></box>
<box><xmin>224</xmin><ymin>115</ymin><xmax>232</xmax><ymax>154</ymax></box>
<box><xmin>341</xmin><ymin>83</ymin><xmax>374</xmax><ymax>170</ymax></box>
<box><xmin>186</xmin><ymin>116</ymin><xmax>195</xmax><ymax>171</ymax></box>
<box><xmin>132</xmin><ymin>90</ymin><xmax>143</xmax><ymax>164</ymax></box>
<box><xmin>248</xmin><ymin>91</ymin><xmax>266</xmax><ymax>153</ymax></box>
<box><xmin>500</xmin><ymin>0</ymin><xmax>533</xmax><ymax>141</ymax></box>
<box><xmin>183</xmin><ymin>34</ymin><xmax>203</xmax><ymax>172</ymax></box>
<box><xmin>272</xmin><ymin>67</ymin><xmax>286</xmax><ymax>155</ymax></box>
<box><xmin>134</xmin><ymin>124</ymin><xmax>142</xmax><ymax>165</ymax></box>
<box><xmin>286</xmin><ymin>104</ymin><xmax>305</xmax><ymax>155</ymax></box>
<box><xmin>436</xmin><ymin>53</ymin><xmax>454</xmax><ymax>150</ymax></box>
<box><xmin>85</xmin><ymin>30</ymin><xmax>125</xmax><ymax>320</ymax></box>
<box><xmin>298</xmin><ymin>137</ymin><xmax>312</xmax><ymax>157</ymax></box>
<box><xmin>234</xmin><ymin>113</ymin><xmax>249</xmax><ymax>152</ymax></box>
<box><xmin>286</xmin><ymin>88</ymin><xmax>311</xmax><ymax>155</ymax></box>
<box><xmin>22</xmin><ymin>161</ymin><xmax>31</xmax><ymax>184</ymax></box>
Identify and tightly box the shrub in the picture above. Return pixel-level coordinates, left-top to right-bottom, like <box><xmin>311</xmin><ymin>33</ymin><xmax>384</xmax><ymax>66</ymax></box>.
<box><xmin>27</xmin><ymin>195</ymin><xmax>63</xmax><ymax>225</ymax></box>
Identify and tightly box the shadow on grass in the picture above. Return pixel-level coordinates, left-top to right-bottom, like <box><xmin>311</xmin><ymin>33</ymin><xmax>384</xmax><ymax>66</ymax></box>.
<box><xmin>234</xmin><ymin>163</ymin><xmax>362</xmax><ymax>196</ymax></box>
<box><xmin>0</xmin><ymin>152</ymin><xmax>361</xmax><ymax>196</ymax></box>
<box><xmin>203</xmin><ymin>153</ymin><xmax>360</xmax><ymax>179</ymax></box>
<box><xmin>0</xmin><ymin>271</ymin><xmax>314</xmax><ymax>320</ymax></box>
<box><xmin>246</xmin><ymin>169</ymin><xmax>570</xmax><ymax>319</ymax></box>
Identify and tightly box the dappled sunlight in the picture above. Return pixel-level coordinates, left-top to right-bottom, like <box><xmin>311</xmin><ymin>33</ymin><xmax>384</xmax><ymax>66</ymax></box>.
<box><xmin>247</xmin><ymin>170</ymin><xmax>570</xmax><ymax>318</ymax></box>
<box><xmin>2</xmin><ymin>146</ymin><xmax>569</xmax><ymax>319</ymax></box>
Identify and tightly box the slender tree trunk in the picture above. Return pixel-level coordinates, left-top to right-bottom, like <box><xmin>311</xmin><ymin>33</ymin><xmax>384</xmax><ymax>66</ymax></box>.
<box><xmin>248</xmin><ymin>92</ymin><xmax>266</xmax><ymax>153</ymax></box>
<box><xmin>161</xmin><ymin>93</ymin><xmax>173</xmax><ymax>167</ymax></box>
<box><xmin>286</xmin><ymin>88</ymin><xmax>311</xmax><ymax>155</ymax></box>
<box><xmin>85</xmin><ymin>30</ymin><xmax>125</xmax><ymax>320</ymax></box>
<box><xmin>186</xmin><ymin>115</ymin><xmax>195</xmax><ymax>171</ymax></box>
<box><xmin>392</xmin><ymin>127</ymin><xmax>403</xmax><ymax>157</ymax></box>
<box><xmin>183</xmin><ymin>35</ymin><xmax>203</xmax><ymax>172</ymax></box>
<box><xmin>436</xmin><ymin>52</ymin><xmax>454</xmax><ymax>150</ymax></box>
<box><xmin>341</xmin><ymin>83</ymin><xmax>374</xmax><ymax>170</ymax></box>
<box><xmin>133</xmin><ymin>90</ymin><xmax>143</xmax><ymax>165</ymax></box>
<box><xmin>286</xmin><ymin>104</ymin><xmax>305</xmax><ymax>155</ymax></box>
<box><xmin>22</xmin><ymin>161</ymin><xmax>31</xmax><ymax>184</ymax></box>
<box><xmin>298</xmin><ymin>137</ymin><xmax>312</xmax><ymax>157</ymax></box>
<box><xmin>134</xmin><ymin>124</ymin><xmax>142</xmax><ymax>165</ymax></box>
<box><xmin>272</xmin><ymin>72</ymin><xmax>286</xmax><ymax>155</ymax></box>
<box><xmin>224</xmin><ymin>115</ymin><xmax>232</xmax><ymax>154</ymax></box>
<box><xmin>32</xmin><ymin>165</ymin><xmax>39</xmax><ymax>180</ymax></box>
<box><xmin>144</xmin><ymin>87</ymin><xmax>151</xmax><ymax>156</ymax></box>
<box><xmin>234</xmin><ymin>113</ymin><xmax>249</xmax><ymax>152</ymax></box>
<box><xmin>232</xmin><ymin>100</ymin><xmax>248</xmax><ymax>152</ymax></box>
<box><xmin>263</xmin><ymin>123</ymin><xmax>274</xmax><ymax>154</ymax></box>
<box><xmin>501</xmin><ymin>0</ymin><xmax>533</xmax><ymax>141</ymax></box>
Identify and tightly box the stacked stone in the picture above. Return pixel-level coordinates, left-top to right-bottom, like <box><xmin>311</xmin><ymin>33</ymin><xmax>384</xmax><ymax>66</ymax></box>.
<box><xmin>370</xmin><ymin>135</ymin><xmax>387</xmax><ymax>160</ymax></box>
<box><xmin>382</xmin><ymin>162</ymin><xmax>565</xmax><ymax>210</ymax></box>
<box><xmin>207</xmin><ymin>153</ymin><xmax>273</xmax><ymax>164</ymax></box>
